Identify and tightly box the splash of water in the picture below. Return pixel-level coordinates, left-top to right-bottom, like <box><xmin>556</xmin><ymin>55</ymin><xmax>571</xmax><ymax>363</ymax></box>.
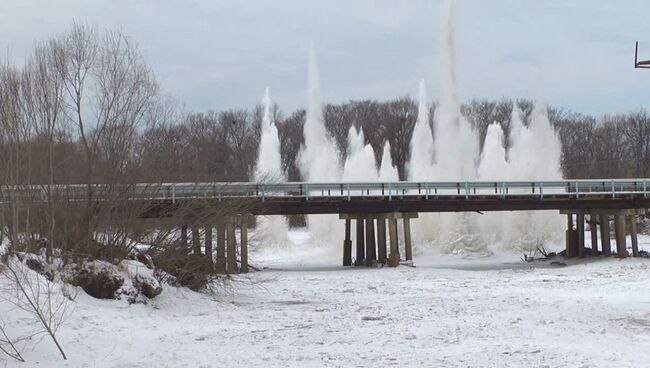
<box><xmin>298</xmin><ymin>47</ymin><xmax>343</xmax><ymax>246</ymax></box>
<box><xmin>378</xmin><ymin>141</ymin><xmax>399</xmax><ymax>182</ymax></box>
<box><xmin>342</xmin><ymin>126</ymin><xmax>378</xmax><ymax>181</ymax></box>
<box><xmin>430</xmin><ymin>0</ymin><xmax>485</xmax><ymax>253</ymax></box>
<box><xmin>254</xmin><ymin>88</ymin><xmax>289</xmax><ymax>247</ymax></box>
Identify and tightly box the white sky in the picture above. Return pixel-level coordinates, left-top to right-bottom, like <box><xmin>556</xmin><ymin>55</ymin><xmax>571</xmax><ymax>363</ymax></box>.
<box><xmin>1</xmin><ymin>0</ymin><xmax>648</xmax><ymax>115</ymax></box>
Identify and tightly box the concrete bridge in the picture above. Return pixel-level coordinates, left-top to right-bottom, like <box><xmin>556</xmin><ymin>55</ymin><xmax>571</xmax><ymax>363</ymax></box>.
<box><xmin>10</xmin><ymin>179</ymin><xmax>650</xmax><ymax>272</ymax></box>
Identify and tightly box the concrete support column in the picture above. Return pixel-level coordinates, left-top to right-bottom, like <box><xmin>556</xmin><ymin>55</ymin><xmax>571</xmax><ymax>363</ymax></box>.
<box><xmin>589</xmin><ymin>213</ymin><xmax>598</xmax><ymax>256</ymax></box>
<box><xmin>376</xmin><ymin>218</ymin><xmax>387</xmax><ymax>263</ymax></box>
<box><xmin>365</xmin><ymin>218</ymin><xmax>377</xmax><ymax>265</ymax></box>
<box><xmin>355</xmin><ymin>218</ymin><xmax>365</xmax><ymax>266</ymax></box>
<box><xmin>600</xmin><ymin>214</ymin><xmax>611</xmax><ymax>257</ymax></box>
<box><xmin>343</xmin><ymin>219</ymin><xmax>352</xmax><ymax>266</ymax></box>
<box><xmin>614</xmin><ymin>214</ymin><xmax>627</xmax><ymax>258</ymax></box>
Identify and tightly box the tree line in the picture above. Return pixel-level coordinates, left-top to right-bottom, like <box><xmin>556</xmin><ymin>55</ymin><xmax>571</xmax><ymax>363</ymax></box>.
<box><xmin>1</xmin><ymin>24</ymin><xmax>649</xmax><ymax>189</ymax></box>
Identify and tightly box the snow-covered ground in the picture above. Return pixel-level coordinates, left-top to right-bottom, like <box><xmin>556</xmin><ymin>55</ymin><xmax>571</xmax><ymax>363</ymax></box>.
<box><xmin>3</xmin><ymin>231</ymin><xmax>650</xmax><ymax>367</ymax></box>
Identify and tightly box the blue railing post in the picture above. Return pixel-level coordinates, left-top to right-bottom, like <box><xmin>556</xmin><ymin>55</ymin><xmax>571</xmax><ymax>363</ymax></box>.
<box><xmin>575</xmin><ymin>181</ymin><xmax>579</xmax><ymax>199</ymax></box>
<box><xmin>644</xmin><ymin>179</ymin><xmax>647</xmax><ymax>197</ymax></box>
<box><xmin>465</xmin><ymin>182</ymin><xmax>469</xmax><ymax>200</ymax></box>
<box><xmin>172</xmin><ymin>183</ymin><xmax>176</xmax><ymax>204</ymax></box>
<box><xmin>388</xmin><ymin>183</ymin><xmax>392</xmax><ymax>201</ymax></box>
<box><xmin>540</xmin><ymin>182</ymin><xmax>544</xmax><ymax>199</ymax></box>
<box><xmin>611</xmin><ymin>180</ymin><xmax>615</xmax><ymax>199</ymax></box>
<box><xmin>347</xmin><ymin>184</ymin><xmax>351</xmax><ymax>201</ymax></box>
<box><xmin>305</xmin><ymin>183</ymin><xmax>309</xmax><ymax>201</ymax></box>
<box><xmin>261</xmin><ymin>185</ymin><xmax>266</xmax><ymax>201</ymax></box>
<box><xmin>425</xmin><ymin>182</ymin><xmax>429</xmax><ymax>200</ymax></box>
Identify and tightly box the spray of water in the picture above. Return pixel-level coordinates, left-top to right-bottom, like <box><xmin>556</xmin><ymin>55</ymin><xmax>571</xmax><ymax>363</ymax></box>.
<box><xmin>254</xmin><ymin>88</ymin><xmax>289</xmax><ymax>247</ymax></box>
<box><xmin>342</xmin><ymin>126</ymin><xmax>378</xmax><ymax>181</ymax></box>
<box><xmin>378</xmin><ymin>141</ymin><xmax>399</xmax><ymax>182</ymax></box>
<box><xmin>298</xmin><ymin>47</ymin><xmax>343</xmax><ymax>246</ymax></box>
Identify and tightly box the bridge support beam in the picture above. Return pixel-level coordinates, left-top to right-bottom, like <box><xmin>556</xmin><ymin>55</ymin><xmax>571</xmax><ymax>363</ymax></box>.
<box><xmin>388</xmin><ymin>218</ymin><xmax>399</xmax><ymax>267</ymax></box>
<box><xmin>565</xmin><ymin>214</ymin><xmax>578</xmax><ymax>258</ymax></box>
<box><xmin>630</xmin><ymin>215</ymin><xmax>639</xmax><ymax>257</ymax></box>
<box><xmin>376</xmin><ymin>218</ymin><xmax>387</xmax><ymax>264</ymax></box>
<box><xmin>192</xmin><ymin>227</ymin><xmax>201</xmax><ymax>256</ymax></box>
<box><xmin>589</xmin><ymin>213</ymin><xmax>598</xmax><ymax>256</ymax></box>
<box><xmin>205</xmin><ymin>227</ymin><xmax>213</xmax><ymax>265</ymax></box>
<box><xmin>343</xmin><ymin>219</ymin><xmax>352</xmax><ymax>266</ymax></box>
<box><xmin>576</xmin><ymin>214</ymin><xmax>585</xmax><ymax>258</ymax></box>
<box><xmin>226</xmin><ymin>222</ymin><xmax>237</xmax><ymax>273</ymax></box>
<box><xmin>355</xmin><ymin>218</ymin><xmax>365</xmax><ymax>266</ymax></box>
<box><xmin>365</xmin><ymin>218</ymin><xmax>376</xmax><ymax>266</ymax></box>
<box><xmin>240</xmin><ymin>215</ymin><xmax>249</xmax><ymax>273</ymax></box>
<box><xmin>181</xmin><ymin>225</ymin><xmax>188</xmax><ymax>247</ymax></box>
<box><xmin>614</xmin><ymin>214</ymin><xmax>627</xmax><ymax>258</ymax></box>
<box><xmin>600</xmin><ymin>214</ymin><xmax>611</xmax><ymax>257</ymax></box>
<box><xmin>403</xmin><ymin>217</ymin><xmax>413</xmax><ymax>262</ymax></box>
<box><xmin>216</xmin><ymin>223</ymin><xmax>226</xmax><ymax>272</ymax></box>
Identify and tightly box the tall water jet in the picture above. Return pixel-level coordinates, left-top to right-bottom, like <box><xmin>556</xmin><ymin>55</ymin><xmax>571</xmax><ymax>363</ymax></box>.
<box><xmin>378</xmin><ymin>141</ymin><xmax>399</xmax><ymax>182</ymax></box>
<box><xmin>431</xmin><ymin>0</ymin><xmax>484</xmax><ymax>253</ymax></box>
<box><xmin>408</xmin><ymin>80</ymin><xmax>440</xmax><ymax>246</ymax></box>
<box><xmin>477</xmin><ymin>122</ymin><xmax>509</xmax><ymax>245</ymax></box>
<box><xmin>342</xmin><ymin>126</ymin><xmax>378</xmax><ymax>182</ymax></box>
<box><xmin>298</xmin><ymin>47</ymin><xmax>342</xmax><ymax>246</ymax></box>
<box><xmin>408</xmin><ymin>80</ymin><xmax>435</xmax><ymax>181</ymax></box>
<box><xmin>504</xmin><ymin>101</ymin><xmax>563</xmax><ymax>250</ymax></box>
<box><xmin>254</xmin><ymin>88</ymin><xmax>289</xmax><ymax>247</ymax></box>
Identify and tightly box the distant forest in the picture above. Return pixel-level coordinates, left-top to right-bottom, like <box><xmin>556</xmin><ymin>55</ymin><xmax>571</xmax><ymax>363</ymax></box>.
<box><xmin>1</xmin><ymin>24</ymin><xmax>649</xmax><ymax>187</ymax></box>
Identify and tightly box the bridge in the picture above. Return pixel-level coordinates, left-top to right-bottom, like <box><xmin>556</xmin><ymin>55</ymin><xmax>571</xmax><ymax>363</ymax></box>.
<box><xmin>10</xmin><ymin>179</ymin><xmax>650</xmax><ymax>272</ymax></box>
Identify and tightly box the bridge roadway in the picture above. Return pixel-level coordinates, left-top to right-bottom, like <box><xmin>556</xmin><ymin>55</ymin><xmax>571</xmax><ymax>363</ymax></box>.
<box><xmin>134</xmin><ymin>179</ymin><xmax>650</xmax><ymax>216</ymax></box>
<box><xmin>13</xmin><ymin>179</ymin><xmax>645</xmax><ymax>270</ymax></box>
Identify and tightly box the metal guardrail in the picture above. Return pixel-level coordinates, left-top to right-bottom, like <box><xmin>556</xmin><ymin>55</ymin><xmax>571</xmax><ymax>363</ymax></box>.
<box><xmin>0</xmin><ymin>179</ymin><xmax>648</xmax><ymax>204</ymax></box>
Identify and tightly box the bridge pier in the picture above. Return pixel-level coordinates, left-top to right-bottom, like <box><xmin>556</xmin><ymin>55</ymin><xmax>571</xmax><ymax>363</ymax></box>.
<box><xmin>343</xmin><ymin>219</ymin><xmax>352</xmax><ymax>266</ymax></box>
<box><xmin>365</xmin><ymin>218</ymin><xmax>377</xmax><ymax>266</ymax></box>
<box><xmin>614</xmin><ymin>214</ymin><xmax>627</xmax><ymax>258</ymax></box>
<box><xmin>600</xmin><ymin>214</ymin><xmax>611</xmax><ymax>257</ymax></box>
<box><xmin>562</xmin><ymin>209</ymin><xmax>641</xmax><ymax>259</ymax></box>
<box><xmin>589</xmin><ymin>213</ymin><xmax>598</xmax><ymax>256</ymax></box>
<box><xmin>340</xmin><ymin>213</ymin><xmax>417</xmax><ymax>268</ymax></box>
<box><xmin>376</xmin><ymin>218</ymin><xmax>387</xmax><ymax>264</ymax></box>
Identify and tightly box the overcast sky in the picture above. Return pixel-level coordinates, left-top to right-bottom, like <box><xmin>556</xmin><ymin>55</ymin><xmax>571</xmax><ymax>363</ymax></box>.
<box><xmin>1</xmin><ymin>0</ymin><xmax>648</xmax><ymax>116</ymax></box>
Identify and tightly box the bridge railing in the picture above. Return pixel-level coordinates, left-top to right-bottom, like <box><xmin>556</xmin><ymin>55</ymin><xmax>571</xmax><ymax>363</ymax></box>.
<box><xmin>0</xmin><ymin>179</ymin><xmax>647</xmax><ymax>203</ymax></box>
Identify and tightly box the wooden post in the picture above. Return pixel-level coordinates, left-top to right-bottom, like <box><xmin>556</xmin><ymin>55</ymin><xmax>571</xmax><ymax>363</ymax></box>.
<box><xmin>181</xmin><ymin>225</ymin><xmax>188</xmax><ymax>247</ymax></box>
<box><xmin>205</xmin><ymin>227</ymin><xmax>213</xmax><ymax>265</ymax></box>
<box><xmin>565</xmin><ymin>214</ymin><xmax>575</xmax><ymax>257</ymax></box>
<box><xmin>403</xmin><ymin>217</ymin><xmax>413</xmax><ymax>261</ymax></box>
<box><xmin>226</xmin><ymin>221</ymin><xmax>237</xmax><ymax>273</ymax></box>
<box><xmin>216</xmin><ymin>223</ymin><xmax>226</xmax><ymax>272</ymax></box>
<box><xmin>630</xmin><ymin>215</ymin><xmax>639</xmax><ymax>257</ymax></box>
<box><xmin>614</xmin><ymin>214</ymin><xmax>627</xmax><ymax>258</ymax></box>
<box><xmin>388</xmin><ymin>218</ymin><xmax>399</xmax><ymax>267</ymax></box>
<box><xmin>589</xmin><ymin>213</ymin><xmax>598</xmax><ymax>256</ymax></box>
<box><xmin>376</xmin><ymin>217</ymin><xmax>387</xmax><ymax>263</ymax></box>
<box><xmin>240</xmin><ymin>215</ymin><xmax>249</xmax><ymax>273</ymax></box>
<box><xmin>343</xmin><ymin>219</ymin><xmax>352</xmax><ymax>266</ymax></box>
<box><xmin>600</xmin><ymin>214</ymin><xmax>611</xmax><ymax>257</ymax></box>
<box><xmin>365</xmin><ymin>218</ymin><xmax>376</xmax><ymax>265</ymax></box>
<box><xmin>576</xmin><ymin>213</ymin><xmax>585</xmax><ymax>258</ymax></box>
<box><xmin>192</xmin><ymin>227</ymin><xmax>201</xmax><ymax>255</ymax></box>
<box><xmin>355</xmin><ymin>218</ymin><xmax>365</xmax><ymax>266</ymax></box>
